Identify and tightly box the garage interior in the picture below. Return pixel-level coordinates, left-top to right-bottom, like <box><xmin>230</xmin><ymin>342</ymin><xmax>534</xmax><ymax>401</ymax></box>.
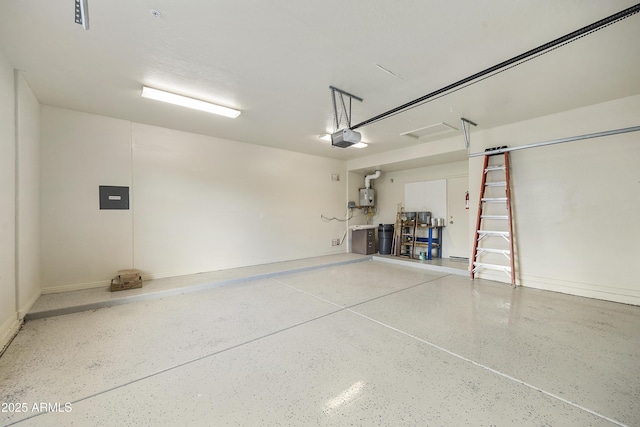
<box><xmin>1</xmin><ymin>1</ymin><xmax>639</xmax><ymax>425</ymax></box>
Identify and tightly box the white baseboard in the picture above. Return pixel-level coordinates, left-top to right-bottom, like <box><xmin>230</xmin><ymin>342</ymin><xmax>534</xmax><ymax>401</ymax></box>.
<box><xmin>0</xmin><ymin>315</ymin><xmax>22</xmax><ymax>356</ymax></box>
<box><xmin>419</xmin><ymin>263</ymin><xmax>639</xmax><ymax>306</ymax></box>
<box><xmin>41</xmin><ymin>279</ymin><xmax>110</xmax><ymax>295</ymax></box>
<box><xmin>18</xmin><ymin>289</ymin><xmax>42</xmax><ymax>319</ymax></box>
<box><xmin>520</xmin><ymin>274</ymin><xmax>640</xmax><ymax>306</ymax></box>
<box><xmin>41</xmin><ymin>276</ymin><xmax>155</xmax><ymax>295</ymax></box>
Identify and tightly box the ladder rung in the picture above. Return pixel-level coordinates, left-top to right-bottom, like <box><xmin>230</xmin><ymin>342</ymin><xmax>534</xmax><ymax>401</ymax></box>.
<box><xmin>475</xmin><ymin>248</ymin><xmax>511</xmax><ymax>261</ymax></box>
<box><xmin>481</xmin><ymin>197</ymin><xmax>507</xmax><ymax>203</ymax></box>
<box><xmin>485</xmin><ymin>165</ymin><xmax>506</xmax><ymax>172</ymax></box>
<box><xmin>476</xmin><ymin>248</ymin><xmax>511</xmax><ymax>255</ymax></box>
<box><xmin>476</xmin><ymin>230</ymin><xmax>510</xmax><ymax>243</ymax></box>
<box><xmin>481</xmin><ymin>215</ymin><xmax>508</xmax><ymax>220</ymax></box>
<box><xmin>473</xmin><ymin>262</ymin><xmax>511</xmax><ymax>271</ymax></box>
<box><xmin>477</xmin><ymin>231</ymin><xmax>509</xmax><ymax>236</ymax></box>
<box><xmin>485</xmin><ymin>181</ymin><xmax>506</xmax><ymax>187</ymax></box>
<box><xmin>472</xmin><ymin>262</ymin><xmax>512</xmax><ymax>277</ymax></box>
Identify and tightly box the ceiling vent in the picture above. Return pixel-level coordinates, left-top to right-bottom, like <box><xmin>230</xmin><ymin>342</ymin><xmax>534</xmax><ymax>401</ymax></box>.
<box><xmin>401</xmin><ymin>122</ymin><xmax>458</xmax><ymax>141</ymax></box>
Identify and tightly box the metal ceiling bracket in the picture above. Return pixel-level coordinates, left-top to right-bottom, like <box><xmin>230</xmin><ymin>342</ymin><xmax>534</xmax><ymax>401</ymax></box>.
<box><xmin>330</xmin><ymin>86</ymin><xmax>363</xmax><ymax>130</ymax></box>
<box><xmin>461</xmin><ymin>117</ymin><xmax>477</xmax><ymax>153</ymax></box>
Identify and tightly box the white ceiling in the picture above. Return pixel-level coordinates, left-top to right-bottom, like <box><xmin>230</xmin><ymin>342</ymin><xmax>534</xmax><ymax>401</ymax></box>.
<box><xmin>1</xmin><ymin>1</ymin><xmax>639</xmax><ymax>161</ymax></box>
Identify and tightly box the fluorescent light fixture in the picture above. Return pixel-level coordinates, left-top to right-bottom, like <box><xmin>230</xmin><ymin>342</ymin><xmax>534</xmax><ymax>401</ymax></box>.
<box><xmin>141</xmin><ymin>86</ymin><xmax>241</xmax><ymax>118</ymax></box>
<box><xmin>75</xmin><ymin>0</ymin><xmax>89</xmax><ymax>30</ymax></box>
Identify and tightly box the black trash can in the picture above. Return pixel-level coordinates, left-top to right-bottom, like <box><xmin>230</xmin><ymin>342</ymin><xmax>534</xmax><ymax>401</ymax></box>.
<box><xmin>378</xmin><ymin>224</ymin><xmax>394</xmax><ymax>255</ymax></box>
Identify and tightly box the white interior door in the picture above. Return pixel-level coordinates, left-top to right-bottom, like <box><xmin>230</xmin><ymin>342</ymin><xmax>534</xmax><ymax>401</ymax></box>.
<box><xmin>446</xmin><ymin>176</ymin><xmax>470</xmax><ymax>259</ymax></box>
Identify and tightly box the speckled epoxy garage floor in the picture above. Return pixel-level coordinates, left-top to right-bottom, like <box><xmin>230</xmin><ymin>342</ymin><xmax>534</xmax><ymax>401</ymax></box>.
<box><xmin>1</xmin><ymin>259</ymin><xmax>639</xmax><ymax>426</ymax></box>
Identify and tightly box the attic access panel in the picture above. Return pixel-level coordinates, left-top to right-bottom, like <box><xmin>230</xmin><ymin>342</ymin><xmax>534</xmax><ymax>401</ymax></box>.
<box><xmin>99</xmin><ymin>186</ymin><xmax>129</xmax><ymax>210</ymax></box>
<box><xmin>401</xmin><ymin>122</ymin><xmax>458</xmax><ymax>141</ymax></box>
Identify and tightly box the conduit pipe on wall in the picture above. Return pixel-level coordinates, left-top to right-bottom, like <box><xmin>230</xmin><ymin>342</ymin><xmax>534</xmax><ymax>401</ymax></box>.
<box><xmin>468</xmin><ymin>125</ymin><xmax>640</xmax><ymax>157</ymax></box>
<box><xmin>365</xmin><ymin>170</ymin><xmax>381</xmax><ymax>189</ymax></box>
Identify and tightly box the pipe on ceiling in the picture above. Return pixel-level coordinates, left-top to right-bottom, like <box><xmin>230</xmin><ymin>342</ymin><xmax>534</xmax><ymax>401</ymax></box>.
<box><xmin>467</xmin><ymin>125</ymin><xmax>640</xmax><ymax>157</ymax></box>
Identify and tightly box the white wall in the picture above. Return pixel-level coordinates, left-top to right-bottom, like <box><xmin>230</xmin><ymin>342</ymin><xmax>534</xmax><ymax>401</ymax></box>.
<box><xmin>468</xmin><ymin>94</ymin><xmax>640</xmax><ymax>305</ymax></box>
<box><xmin>16</xmin><ymin>72</ymin><xmax>41</xmax><ymax>317</ymax></box>
<box><xmin>40</xmin><ymin>108</ymin><xmax>347</xmax><ymax>289</ymax></box>
<box><xmin>0</xmin><ymin>55</ymin><xmax>41</xmax><ymax>351</ymax></box>
<box><xmin>40</xmin><ymin>107</ymin><xmax>133</xmax><ymax>291</ymax></box>
<box><xmin>132</xmin><ymin>123</ymin><xmax>346</xmax><ymax>279</ymax></box>
<box><xmin>0</xmin><ymin>48</ymin><xmax>17</xmax><ymax>351</ymax></box>
<box><xmin>347</xmin><ymin>137</ymin><xmax>466</xmax><ymax>172</ymax></box>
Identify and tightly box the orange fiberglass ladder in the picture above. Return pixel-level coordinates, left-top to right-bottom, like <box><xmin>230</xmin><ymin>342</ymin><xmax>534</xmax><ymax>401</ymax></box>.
<box><xmin>470</xmin><ymin>149</ymin><xmax>516</xmax><ymax>286</ymax></box>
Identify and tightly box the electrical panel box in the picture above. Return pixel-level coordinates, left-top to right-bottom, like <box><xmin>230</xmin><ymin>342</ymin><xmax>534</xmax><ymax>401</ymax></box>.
<box><xmin>99</xmin><ymin>186</ymin><xmax>129</xmax><ymax>210</ymax></box>
<box><xmin>359</xmin><ymin>188</ymin><xmax>375</xmax><ymax>207</ymax></box>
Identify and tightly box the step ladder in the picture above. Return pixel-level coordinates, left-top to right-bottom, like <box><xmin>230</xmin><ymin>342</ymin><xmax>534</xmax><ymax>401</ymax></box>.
<box><xmin>471</xmin><ymin>151</ymin><xmax>516</xmax><ymax>286</ymax></box>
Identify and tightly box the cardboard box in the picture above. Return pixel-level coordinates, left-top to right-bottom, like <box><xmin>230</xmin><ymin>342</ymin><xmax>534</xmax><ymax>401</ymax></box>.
<box><xmin>110</xmin><ymin>269</ymin><xmax>142</xmax><ymax>292</ymax></box>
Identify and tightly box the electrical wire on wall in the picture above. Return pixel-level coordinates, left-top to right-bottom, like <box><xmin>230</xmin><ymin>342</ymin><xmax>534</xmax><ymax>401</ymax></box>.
<box><xmin>337</xmin><ymin>229</ymin><xmax>348</xmax><ymax>246</ymax></box>
<box><xmin>320</xmin><ymin>207</ymin><xmax>353</xmax><ymax>222</ymax></box>
<box><xmin>320</xmin><ymin>207</ymin><xmax>352</xmax><ymax>246</ymax></box>
<box><xmin>320</xmin><ymin>208</ymin><xmax>353</xmax><ymax>246</ymax></box>
<box><xmin>320</xmin><ymin>206</ymin><xmax>377</xmax><ymax>245</ymax></box>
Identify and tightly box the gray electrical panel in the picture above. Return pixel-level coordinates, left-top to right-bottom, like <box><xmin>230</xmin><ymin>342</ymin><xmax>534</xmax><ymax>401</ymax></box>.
<box><xmin>359</xmin><ymin>188</ymin><xmax>375</xmax><ymax>207</ymax></box>
<box><xmin>99</xmin><ymin>186</ymin><xmax>129</xmax><ymax>210</ymax></box>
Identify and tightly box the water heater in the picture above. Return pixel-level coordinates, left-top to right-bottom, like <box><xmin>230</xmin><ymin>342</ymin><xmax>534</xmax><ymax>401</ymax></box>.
<box><xmin>359</xmin><ymin>188</ymin><xmax>375</xmax><ymax>207</ymax></box>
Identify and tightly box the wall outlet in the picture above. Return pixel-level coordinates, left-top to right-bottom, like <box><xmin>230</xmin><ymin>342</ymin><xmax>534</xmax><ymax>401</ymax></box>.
<box><xmin>331</xmin><ymin>238</ymin><xmax>340</xmax><ymax>246</ymax></box>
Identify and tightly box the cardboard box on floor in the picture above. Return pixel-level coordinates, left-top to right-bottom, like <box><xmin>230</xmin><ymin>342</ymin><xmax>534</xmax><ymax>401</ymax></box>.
<box><xmin>110</xmin><ymin>269</ymin><xmax>142</xmax><ymax>292</ymax></box>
